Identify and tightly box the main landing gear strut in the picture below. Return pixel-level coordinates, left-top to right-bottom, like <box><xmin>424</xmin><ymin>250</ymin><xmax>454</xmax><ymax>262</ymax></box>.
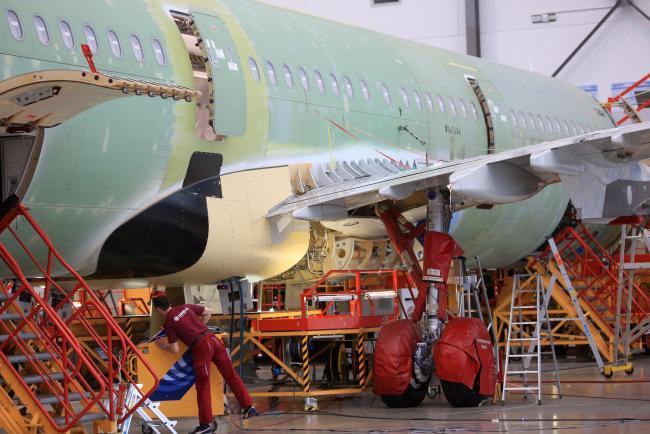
<box><xmin>373</xmin><ymin>190</ymin><xmax>496</xmax><ymax>408</ymax></box>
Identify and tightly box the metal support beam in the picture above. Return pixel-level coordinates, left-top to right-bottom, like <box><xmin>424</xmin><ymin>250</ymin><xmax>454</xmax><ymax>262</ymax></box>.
<box><xmin>465</xmin><ymin>0</ymin><xmax>481</xmax><ymax>57</ymax></box>
<box><xmin>629</xmin><ymin>0</ymin><xmax>650</xmax><ymax>22</ymax></box>
<box><xmin>552</xmin><ymin>0</ymin><xmax>622</xmax><ymax>77</ymax></box>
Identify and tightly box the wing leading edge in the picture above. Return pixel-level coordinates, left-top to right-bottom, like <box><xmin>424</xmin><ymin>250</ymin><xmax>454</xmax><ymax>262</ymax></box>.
<box><xmin>268</xmin><ymin>122</ymin><xmax>650</xmax><ymax>222</ymax></box>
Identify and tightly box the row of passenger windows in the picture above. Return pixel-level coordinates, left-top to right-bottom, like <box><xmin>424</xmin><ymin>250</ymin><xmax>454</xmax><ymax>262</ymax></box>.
<box><xmin>248</xmin><ymin>57</ymin><xmax>482</xmax><ymax>119</ymax></box>
<box><xmin>249</xmin><ymin>58</ymin><xmax>601</xmax><ymax>136</ymax></box>
<box><xmin>5</xmin><ymin>9</ymin><xmax>166</xmax><ymax>65</ymax></box>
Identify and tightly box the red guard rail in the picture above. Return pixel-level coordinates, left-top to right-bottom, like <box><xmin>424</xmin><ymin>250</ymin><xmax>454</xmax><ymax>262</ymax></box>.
<box><xmin>545</xmin><ymin>223</ymin><xmax>650</xmax><ymax>331</ymax></box>
<box><xmin>604</xmin><ymin>72</ymin><xmax>650</xmax><ymax>125</ymax></box>
<box><xmin>0</xmin><ymin>201</ymin><xmax>159</xmax><ymax>431</ymax></box>
<box><xmin>253</xmin><ymin>269</ymin><xmax>413</xmax><ymax>332</ymax></box>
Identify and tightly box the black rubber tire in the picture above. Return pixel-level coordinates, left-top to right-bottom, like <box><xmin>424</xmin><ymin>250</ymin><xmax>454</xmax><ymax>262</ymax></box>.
<box><xmin>141</xmin><ymin>424</ymin><xmax>154</xmax><ymax>434</ymax></box>
<box><xmin>380</xmin><ymin>382</ymin><xmax>429</xmax><ymax>408</ymax></box>
<box><xmin>441</xmin><ymin>379</ymin><xmax>489</xmax><ymax>407</ymax></box>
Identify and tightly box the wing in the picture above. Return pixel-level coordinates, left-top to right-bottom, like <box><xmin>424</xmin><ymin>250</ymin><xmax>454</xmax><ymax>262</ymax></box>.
<box><xmin>268</xmin><ymin>122</ymin><xmax>650</xmax><ymax>222</ymax></box>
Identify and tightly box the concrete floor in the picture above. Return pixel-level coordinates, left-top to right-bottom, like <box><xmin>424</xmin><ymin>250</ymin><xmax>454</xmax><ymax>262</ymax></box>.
<box><xmin>157</xmin><ymin>355</ymin><xmax>650</xmax><ymax>434</ymax></box>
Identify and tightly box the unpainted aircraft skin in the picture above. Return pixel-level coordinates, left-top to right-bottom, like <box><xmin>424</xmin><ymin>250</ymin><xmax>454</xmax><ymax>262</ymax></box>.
<box><xmin>0</xmin><ymin>0</ymin><xmax>615</xmax><ymax>284</ymax></box>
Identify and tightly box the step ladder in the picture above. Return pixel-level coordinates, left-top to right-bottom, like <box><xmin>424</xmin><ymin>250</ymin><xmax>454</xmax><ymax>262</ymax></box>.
<box><xmin>501</xmin><ymin>274</ymin><xmax>561</xmax><ymax>404</ymax></box>
<box><xmin>120</xmin><ymin>384</ymin><xmax>178</xmax><ymax>434</ymax></box>
<box><xmin>0</xmin><ymin>198</ymin><xmax>159</xmax><ymax>433</ymax></box>
<box><xmin>610</xmin><ymin>224</ymin><xmax>650</xmax><ymax>376</ymax></box>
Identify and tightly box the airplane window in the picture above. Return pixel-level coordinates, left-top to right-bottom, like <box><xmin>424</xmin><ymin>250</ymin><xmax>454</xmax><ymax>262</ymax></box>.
<box><xmin>248</xmin><ymin>57</ymin><xmax>260</xmax><ymax>82</ymax></box>
<box><xmin>459</xmin><ymin>98</ymin><xmax>468</xmax><ymax>119</ymax></box>
<box><xmin>344</xmin><ymin>76</ymin><xmax>354</xmax><ymax>99</ymax></box>
<box><xmin>448</xmin><ymin>97</ymin><xmax>456</xmax><ymax>117</ymax></box>
<box><xmin>527</xmin><ymin>113</ymin><xmax>535</xmax><ymax>131</ymax></box>
<box><xmin>265</xmin><ymin>61</ymin><xmax>276</xmax><ymax>85</ymax></box>
<box><xmin>59</xmin><ymin>20</ymin><xmax>74</xmax><ymax>49</ymax></box>
<box><xmin>130</xmin><ymin>34</ymin><xmax>144</xmax><ymax>62</ymax></box>
<box><xmin>399</xmin><ymin>87</ymin><xmax>409</xmax><ymax>109</ymax></box>
<box><xmin>84</xmin><ymin>25</ymin><xmax>99</xmax><ymax>54</ymax></box>
<box><xmin>360</xmin><ymin>80</ymin><xmax>369</xmax><ymax>101</ymax></box>
<box><xmin>330</xmin><ymin>74</ymin><xmax>340</xmax><ymax>96</ymax></box>
<box><xmin>6</xmin><ymin>10</ymin><xmax>23</xmax><ymax>40</ymax></box>
<box><xmin>470</xmin><ymin>101</ymin><xmax>479</xmax><ymax>120</ymax></box>
<box><xmin>536</xmin><ymin>114</ymin><xmax>544</xmax><ymax>132</ymax></box>
<box><xmin>425</xmin><ymin>93</ymin><xmax>434</xmax><ymax>112</ymax></box>
<box><xmin>413</xmin><ymin>91</ymin><xmax>422</xmax><ymax>111</ymax></box>
<box><xmin>554</xmin><ymin>118</ymin><xmax>561</xmax><ymax>135</ymax></box>
<box><xmin>299</xmin><ymin>67</ymin><xmax>309</xmax><ymax>91</ymax></box>
<box><xmin>107</xmin><ymin>30</ymin><xmax>122</xmax><ymax>58</ymax></box>
<box><xmin>436</xmin><ymin>95</ymin><xmax>445</xmax><ymax>114</ymax></box>
<box><xmin>152</xmin><ymin>38</ymin><xmax>166</xmax><ymax>65</ymax></box>
<box><xmin>33</xmin><ymin>15</ymin><xmax>49</xmax><ymax>44</ymax></box>
<box><xmin>314</xmin><ymin>71</ymin><xmax>324</xmax><ymax>94</ymax></box>
<box><xmin>545</xmin><ymin>116</ymin><xmax>553</xmax><ymax>134</ymax></box>
<box><xmin>509</xmin><ymin>109</ymin><xmax>518</xmax><ymax>128</ymax></box>
<box><xmin>519</xmin><ymin>111</ymin><xmax>526</xmax><ymax>129</ymax></box>
<box><xmin>283</xmin><ymin>64</ymin><xmax>294</xmax><ymax>88</ymax></box>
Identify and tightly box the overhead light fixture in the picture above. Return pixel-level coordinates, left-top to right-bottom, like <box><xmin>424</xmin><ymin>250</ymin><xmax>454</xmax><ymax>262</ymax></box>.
<box><xmin>532</xmin><ymin>12</ymin><xmax>557</xmax><ymax>24</ymax></box>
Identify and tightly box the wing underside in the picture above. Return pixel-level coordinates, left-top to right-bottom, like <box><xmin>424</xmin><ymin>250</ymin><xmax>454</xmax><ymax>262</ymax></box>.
<box><xmin>268</xmin><ymin>122</ymin><xmax>650</xmax><ymax>222</ymax></box>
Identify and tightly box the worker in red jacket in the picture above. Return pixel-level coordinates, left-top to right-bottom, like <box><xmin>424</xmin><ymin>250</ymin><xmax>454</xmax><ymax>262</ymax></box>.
<box><xmin>152</xmin><ymin>294</ymin><xmax>256</xmax><ymax>434</ymax></box>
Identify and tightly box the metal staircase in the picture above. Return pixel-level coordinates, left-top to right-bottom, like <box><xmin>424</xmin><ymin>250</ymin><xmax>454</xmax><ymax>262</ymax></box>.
<box><xmin>0</xmin><ymin>198</ymin><xmax>159</xmax><ymax>433</ymax></box>
<box><xmin>526</xmin><ymin>222</ymin><xmax>650</xmax><ymax>364</ymax></box>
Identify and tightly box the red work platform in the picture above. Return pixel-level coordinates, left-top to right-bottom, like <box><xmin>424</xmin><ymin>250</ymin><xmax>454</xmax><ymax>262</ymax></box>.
<box><xmin>251</xmin><ymin>270</ymin><xmax>414</xmax><ymax>332</ymax></box>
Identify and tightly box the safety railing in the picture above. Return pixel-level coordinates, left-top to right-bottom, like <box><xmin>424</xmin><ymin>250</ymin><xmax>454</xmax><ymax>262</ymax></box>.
<box><xmin>300</xmin><ymin>269</ymin><xmax>411</xmax><ymax>320</ymax></box>
<box><xmin>0</xmin><ymin>199</ymin><xmax>159</xmax><ymax>431</ymax></box>
<box><xmin>544</xmin><ymin>223</ymin><xmax>650</xmax><ymax>329</ymax></box>
<box><xmin>0</xmin><ymin>278</ymin><xmax>107</xmax><ymax>432</ymax></box>
<box><xmin>603</xmin><ymin>72</ymin><xmax>650</xmax><ymax>125</ymax></box>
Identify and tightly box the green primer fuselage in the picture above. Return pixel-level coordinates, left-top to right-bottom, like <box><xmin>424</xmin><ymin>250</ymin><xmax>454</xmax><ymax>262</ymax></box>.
<box><xmin>0</xmin><ymin>0</ymin><xmax>614</xmax><ymax>279</ymax></box>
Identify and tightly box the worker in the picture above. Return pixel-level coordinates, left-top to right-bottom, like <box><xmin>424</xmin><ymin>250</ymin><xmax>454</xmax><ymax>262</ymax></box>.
<box><xmin>152</xmin><ymin>293</ymin><xmax>256</xmax><ymax>434</ymax></box>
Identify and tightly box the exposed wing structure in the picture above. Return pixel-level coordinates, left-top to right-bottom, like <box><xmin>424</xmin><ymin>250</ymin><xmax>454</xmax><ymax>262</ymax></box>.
<box><xmin>268</xmin><ymin>122</ymin><xmax>650</xmax><ymax>222</ymax></box>
<box><xmin>0</xmin><ymin>70</ymin><xmax>200</xmax><ymax>134</ymax></box>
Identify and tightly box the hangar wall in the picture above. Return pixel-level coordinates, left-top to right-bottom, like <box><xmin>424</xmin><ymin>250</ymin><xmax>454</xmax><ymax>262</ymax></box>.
<box><xmin>257</xmin><ymin>0</ymin><xmax>650</xmax><ymax>107</ymax></box>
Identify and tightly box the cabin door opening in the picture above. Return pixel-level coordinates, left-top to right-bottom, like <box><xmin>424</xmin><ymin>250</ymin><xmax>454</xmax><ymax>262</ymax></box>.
<box><xmin>171</xmin><ymin>10</ymin><xmax>247</xmax><ymax>139</ymax></box>
<box><xmin>0</xmin><ymin>134</ymin><xmax>35</xmax><ymax>201</ymax></box>
<box><xmin>466</xmin><ymin>76</ymin><xmax>495</xmax><ymax>154</ymax></box>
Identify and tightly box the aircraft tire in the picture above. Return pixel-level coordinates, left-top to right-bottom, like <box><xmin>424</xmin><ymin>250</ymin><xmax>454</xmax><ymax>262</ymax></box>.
<box><xmin>380</xmin><ymin>382</ymin><xmax>429</xmax><ymax>408</ymax></box>
<box><xmin>441</xmin><ymin>378</ymin><xmax>489</xmax><ymax>407</ymax></box>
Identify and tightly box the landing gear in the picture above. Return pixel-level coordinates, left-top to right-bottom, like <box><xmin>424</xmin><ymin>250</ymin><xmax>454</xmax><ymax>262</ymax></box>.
<box><xmin>441</xmin><ymin>378</ymin><xmax>489</xmax><ymax>407</ymax></box>
<box><xmin>373</xmin><ymin>195</ymin><xmax>496</xmax><ymax>409</ymax></box>
<box><xmin>380</xmin><ymin>381</ymin><xmax>429</xmax><ymax>408</ymax></box>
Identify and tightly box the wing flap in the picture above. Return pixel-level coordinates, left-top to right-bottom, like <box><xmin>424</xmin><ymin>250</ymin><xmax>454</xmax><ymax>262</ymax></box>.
<box><xmin>268</xmin><ymin>122</ymin><xmax>650</xmax><ymax>222</ymax></box>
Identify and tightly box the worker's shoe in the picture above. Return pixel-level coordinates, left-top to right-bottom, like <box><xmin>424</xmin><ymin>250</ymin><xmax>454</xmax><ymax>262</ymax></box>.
<box><xmin>189</xmin><ymin>420</ymin><xmax>217</xmax><ymax>434</ymax></box>
<box><xmin>243</xmin><ymin>405</ymin><xmax>257</xmax><ymax>419</ymax></box>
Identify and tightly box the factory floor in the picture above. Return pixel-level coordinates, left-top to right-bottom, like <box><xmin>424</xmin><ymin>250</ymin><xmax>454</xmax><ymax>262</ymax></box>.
<box><xmin>164</xmin><ymin>354</ymin><xmax>650</xmax><ymax>434</ymax></box>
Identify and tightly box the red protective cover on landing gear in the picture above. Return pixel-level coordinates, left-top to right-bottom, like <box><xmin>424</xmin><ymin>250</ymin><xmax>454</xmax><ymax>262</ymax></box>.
<box><xmin>373</xmin><ymin>319</ymin><xmax>422</xmax><ymax>395</ymax></box>
<box><xmin>433</xmin><ymin>317</ymin><xmax>495</xmax><ymax>397</ymax></box>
